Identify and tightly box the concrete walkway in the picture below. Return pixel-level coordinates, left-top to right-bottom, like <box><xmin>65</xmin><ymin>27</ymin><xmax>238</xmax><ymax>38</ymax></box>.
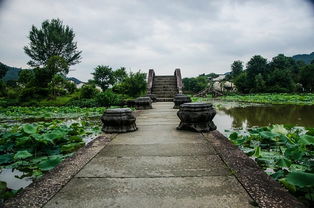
<box><xmin>44</xmin><ymin>102</ymin><xmax>254</xmax><ymax>208</ymax></box>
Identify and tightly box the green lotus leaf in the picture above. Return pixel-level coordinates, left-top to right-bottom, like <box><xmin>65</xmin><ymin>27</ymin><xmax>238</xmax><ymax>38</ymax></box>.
<box><xmin>22</xmin><ymin>124</ymin><xmax>37</xmax><ymax>134</ymax></box>
<box><xmin>229</xmin><ymin>132</ymin><xmax>238</xmax><ymax>140</ymax></box>
<box><xmin>275</xmin><ymin>158</ymin><xmax>291</xmax><ymax>168</ymax></box>
<box><xmin>38</xmin><ymin>156</ymin><xmax>62</xmax><ymax>171</ymax></box>
<box><xmin>61</xmin><ymin>142</ymin><xmax>84</xmax><ymax>153</ymax></box>
<box><xmin>279</xmin><ymin>178</ymin><xmax>297</xmax><ymax>192</ymax></box>
<box><xmin>16</xmin><ymin>136</ymin><xmax>32</xmax><ymax>146</ymax></box>
<box><xmin>13</xmin><ymin>150</ymin><xmax>32</xmax><ymax>160</ymax></box>
<box><xmin>259</xmin><ymin>131</ymin><xmax>278</xmax><ymax>139</ymax></box>
<box><xmin>299</xmin><ymin>134</ymin><xmax>314</xmax><ymax>145</ymax></box>
<box><xmin>284</xmin><ymin>147</ymin><xmax>304</xmax><ymax>160</ymax></box>
<box><xmin>285</xmin><ymin>172</ymin><xmax>314</xmax><ymax>188</ymax></box>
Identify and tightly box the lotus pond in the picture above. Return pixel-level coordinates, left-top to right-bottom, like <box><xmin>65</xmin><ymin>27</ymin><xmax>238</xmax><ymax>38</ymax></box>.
<box><xmin>205</xmin><ymin>100</ymin><xmax>314</xmax><ymax>206</ymax></box>
<box><xmin>0</xmin><ymin>107</ymin><xmax>105</xmax><ymax>202</ymax></box>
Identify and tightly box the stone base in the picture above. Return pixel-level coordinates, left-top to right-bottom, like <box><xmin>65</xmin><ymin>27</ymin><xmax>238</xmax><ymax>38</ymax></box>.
<box><xmin>102</xmin><ymin>123</ymin><xmax>137</xmax><ymax>133</ymax></box>
<box><xmin>173</xmin><ymin>94</ymin><xmax>191</xmax><ymax>109</ymax></box>
<box><xmin>135</xmin><ymin>97</ymin><xmax>152</xmax><ymax>110</ymax></box>
<box><xmin>176</xmin><ymin>102</ymin><xmax>216</xmax><ymax>133</ymax></box>
<box><xmin>101</xmin><ymin>108</ymin><xmax>138</xmax><ymax>133</ymax></box>
<box><xmin>176</xmin><ymin>121</ymin><xmax>216</xmax><ymax>132</ymax></box>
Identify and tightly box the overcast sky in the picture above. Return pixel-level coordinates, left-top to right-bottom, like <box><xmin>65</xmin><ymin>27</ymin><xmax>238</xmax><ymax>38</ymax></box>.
<box><xmin>0</xmin><ymin>0</ymin><xmax>313</xmax><ymax>81</ymax></box>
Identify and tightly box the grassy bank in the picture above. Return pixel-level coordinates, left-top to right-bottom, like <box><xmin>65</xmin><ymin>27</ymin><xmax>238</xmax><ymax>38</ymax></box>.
<box><xmin>219</xmin><ymin>93</ymin><xmax>314</xmax><ymax>105</ymax></box>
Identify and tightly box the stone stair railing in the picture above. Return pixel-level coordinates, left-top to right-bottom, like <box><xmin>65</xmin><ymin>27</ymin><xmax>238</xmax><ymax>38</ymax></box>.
<box><xmin>174</xmin><ymin>68</ymin><xmax>183</xmax><ymax>94</ymax></box>
<box><xmin>147</xmin><ymin>69</ymin><xmax>155</xmax><ymax>94</ymax></box>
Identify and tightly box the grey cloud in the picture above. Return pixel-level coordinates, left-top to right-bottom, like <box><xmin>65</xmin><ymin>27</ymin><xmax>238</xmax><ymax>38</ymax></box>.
<box><xmin>0</xmin><ymin>0</ymin><xmax>313</xmax><ymax>81</ymax></box>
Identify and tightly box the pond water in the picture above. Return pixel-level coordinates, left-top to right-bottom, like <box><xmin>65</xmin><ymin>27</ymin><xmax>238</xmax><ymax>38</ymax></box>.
<box><xmin>211</xmin><ymin>100</ymin><xmax>314</xmax><ymax>133</ymax></box>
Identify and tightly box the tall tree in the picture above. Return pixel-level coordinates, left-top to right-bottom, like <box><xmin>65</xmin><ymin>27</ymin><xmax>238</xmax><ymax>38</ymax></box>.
<box><xmin>24</xmin><ymin>19</ymin><xmax>82</xmax><ymax>67</ymax></box>
<box><xmin>300</xmin><ymin>64</ymin><xmax>314</xmax><ymax>92</ymax></box>
<box><xmin>113</xmin><ymin>67</ymin><xmax>128</xmax><ymax>83</ymax></box>
<box><xmin>230</xmin><ymin>60</ymin><xmax>243</xmax><ymax>79</ymax></box>
<box><xmin>92</xmin><ymin>65</ymin><xmax>115</xmax><ymax>91</ymax></box>
<box><xmin>246</xmin><ymin>55</ymin><xmax>268</xmax><ymax>90</ymax></box>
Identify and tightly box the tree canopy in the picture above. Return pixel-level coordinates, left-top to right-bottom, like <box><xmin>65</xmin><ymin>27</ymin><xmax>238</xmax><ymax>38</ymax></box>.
<box><xmin>231</xmin><ymin>54</ymin><xmax>314</xmax><ymax>93</ymax></box>
<box><xmin>92</xmin><ymin>65</ymin><xmax>116</xmax><ymax>91</ymax></box>
<box><xmin>24</xmin><ymin>19</ymin><xmax>82</xmax><ymax>67</ymax></box>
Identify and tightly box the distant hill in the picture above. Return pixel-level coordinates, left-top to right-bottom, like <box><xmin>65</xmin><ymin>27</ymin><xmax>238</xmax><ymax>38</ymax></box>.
<box><xmin>0</xmin><ymin>62</ymin><xmax>23</xmax><ymax>81</ymax></box>
<box><xmin>0</xmin><ymin>62</ymin><xmax>83</xmax><ymax>84</ymax></box>
<box><xmin>67</xmin><ymin>77</ymin><xmax>83</xmax><ymax>84</ymax></box>
<box><xmin>292</xmin><ymin>52</ymin><xmax>314</xmax><ymax>64</ymax></box>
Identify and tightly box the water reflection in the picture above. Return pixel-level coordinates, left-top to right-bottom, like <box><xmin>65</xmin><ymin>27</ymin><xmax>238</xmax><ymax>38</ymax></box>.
<box><xmin>212</xmin><ymin>101</ymin><xmax>314</xmax><ymax>132</ymax></box>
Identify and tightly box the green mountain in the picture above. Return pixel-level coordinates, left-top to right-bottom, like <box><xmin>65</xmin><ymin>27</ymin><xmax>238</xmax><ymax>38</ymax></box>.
<box><xmin>0</xmin><ymin>62</ymin><xmax>23</xmax><ymax>81</ymax></box>
<box><xmin>292</xmin><ymin>52</ymin><xmax>314</xmax><ymax>64</ymax></box>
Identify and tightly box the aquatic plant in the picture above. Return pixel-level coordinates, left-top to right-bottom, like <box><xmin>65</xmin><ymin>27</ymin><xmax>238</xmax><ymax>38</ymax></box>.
<box><xmin>228</xmin><ymin>125</ymin><xmax>314</xmax><ymax>206</ymax></box>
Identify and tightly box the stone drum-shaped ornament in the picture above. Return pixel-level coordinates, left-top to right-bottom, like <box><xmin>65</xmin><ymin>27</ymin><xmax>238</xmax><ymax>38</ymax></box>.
<box><xmin>173</xmin><ymin>94</ymin><xmax>192</xmax><ymax>109</ymax></box>
<box><xmin>101</xmin><ymin>108</ymin><xmax>137</xmax><ymax>133</ymax></box>
<box><xmin>135</xmin><ymin>97</ymin><xmax>152</xmax><ymax>110</ymax></box>
<box><xmin>177</xmin><ymin>102</ymin><xmax>216</xmax><ymax>132</ymax></box>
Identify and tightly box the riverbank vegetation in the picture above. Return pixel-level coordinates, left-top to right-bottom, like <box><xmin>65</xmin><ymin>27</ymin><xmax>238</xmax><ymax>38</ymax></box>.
<box><xmin>227</xmin><ymin>125</ymin><xmax>314</xmax><ymax>206</ymax></box>
<box><xmin>220</xmin><ymin>93</ymin><xmax>314</xmax><ymax>105</ymax></box>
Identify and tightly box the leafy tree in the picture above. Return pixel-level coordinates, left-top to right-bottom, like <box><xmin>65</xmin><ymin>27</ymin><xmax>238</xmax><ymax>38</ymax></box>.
<box><xmin>24</xmin><ymin>19</ymin><xmax>82</xmax><ymax>67</ymax></box>
<box><xmin>113</xmin><ymin>71</ymin><xmax>147</xmax><ymax>97</ymax></box>
<box><xmin>18</xmin><ymin>69</ymin><xmax>34</xmax><ymax>86</ymax></box>
<box><xmin>234</xmin><ymin>72</ymin><xmax>249</xmax><ymax>93</ymax></box>
<box><xmin>267</xmin><ymin>69</ymin><xmax>295</xmax><ymax>93</ymax></box>
<box><xmin>45</xmin><ymin>56</ymin><xmax>69</xmax><ymax>76</ymax></box>
<box><xmin>230</xmin><ymin>60</ymin><xmax>243</xmax><ymax>79</ymax></box>
<box><xmin>246</xmin><ymin>55</ymin><xmax>268</xmax><ymax>90</ymax></box>
<box><xmin>0</xmin><ymin>62</ymin><xmax>8</xmax><ymax>79</ymax></box>
<box><xmin>113</xmin><ymin>67</ymin><xmax>127</xmax><ymax>83</ymax></box>
<box><xmin>183</xmin><ymin>75</ymin><xmax>208</xmax><ymax>93</ymax></box>
<box><xmin>92</xmin><ymin>65</ymin><xmax>115</xmax><ymax>91</ymax></box>
<box><xmin>255</xmin><ymin>73</ymin><xmax>266</xmax><ymax>92</ymax></box>
<box><xmin>30</xmin><ymin>56</ymin><xmax>69</xmax><ymax>88</ymax></box>
<box><xmin>48</xmin><ymin>74</ymin><xmax>68</xmax><ymax>97</ymax></box>
<box><xmin>300</xmin><ymin>64</ymin><xmax>314</xmax><ymax>92</ymax></box>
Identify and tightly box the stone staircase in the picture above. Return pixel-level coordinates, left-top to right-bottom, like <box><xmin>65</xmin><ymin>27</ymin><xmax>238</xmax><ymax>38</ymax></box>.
<box><xmin>152</xmin><ymin>76</ymin><xmax>178</xmax><ymax>99</ymax></box>
<box><xmin>147</xmin><ymin>69</ymin><xmax>183</xmax><ymax>102</ymax></box>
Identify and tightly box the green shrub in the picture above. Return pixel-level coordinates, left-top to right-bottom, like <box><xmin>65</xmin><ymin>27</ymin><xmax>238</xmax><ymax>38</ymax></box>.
<box><xmin>95</xmin><ymin>90</ymin><xmax>122</xmax><ymax>107</ymax></box>
<box><xmin>79</xmin><ymin>84</ymin><xmax>100</xmax><ymax>99</ymax></box>
<box><xmin>112</xmin><ymin>71</ymin><xmax>146</xmax><ymax>98</ymax></box>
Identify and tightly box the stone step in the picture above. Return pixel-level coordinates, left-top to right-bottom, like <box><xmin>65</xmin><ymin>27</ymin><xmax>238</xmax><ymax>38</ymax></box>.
<box><xmin>154</xmin><ymin>77</ymin><xmax>176</xmax><ymax>81</ymax></box>
<box><xmin>156</xmin><ymin>98</ymin><xmax>174</xmax><ymax>102</ymax></box>
<box><xmin>154</xmin><ymin>94</ymin><xmax>177</xmax><ymax>98</ymax></box>
<box><xmin>153</xmin><ymin>81</ymin><xmax>177</xmax><ymax>85</ymax></box>
<box><xmin>153</xmin><ymin>91</ymin><xmax>177</xmax><ymax>94</ymax></box>
<box><xmin>153</xmin><ymin>85</ymin><xmax>177</xmax><ymax>90</ymax></box>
